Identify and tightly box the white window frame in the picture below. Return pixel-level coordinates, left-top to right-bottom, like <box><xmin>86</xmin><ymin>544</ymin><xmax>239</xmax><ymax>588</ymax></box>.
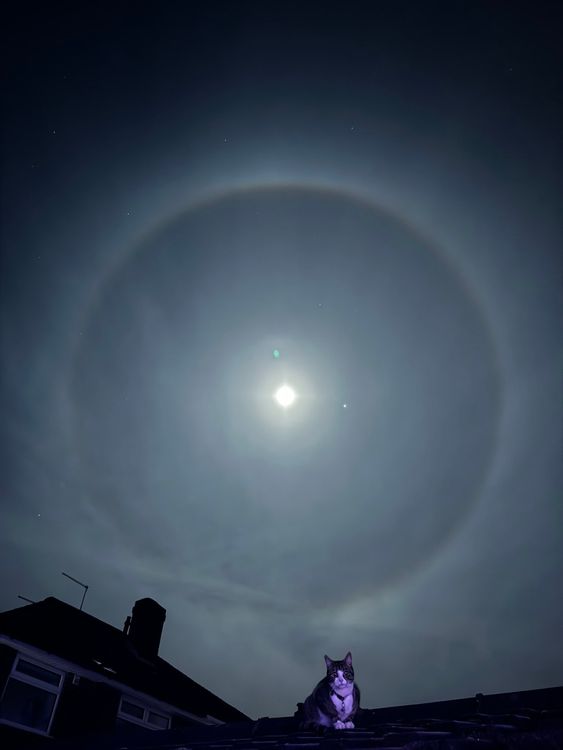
<box><xmin>0</xmin><ymin>654</ymin><xmax>64</xmax><ymax>736</ymax></box>
<box><xmin>117</xmin><ymin>695</ymin><xmax>170</xmax><ymax>730</ymax></box>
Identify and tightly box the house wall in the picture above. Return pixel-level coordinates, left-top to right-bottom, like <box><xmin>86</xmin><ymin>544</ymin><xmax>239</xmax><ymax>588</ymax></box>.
<box><xmin>0</xmin><ymin>641</ymin><xmax>227</xmax><ymax>749</ymax></box>
<box><xmin>0</xmin><ymin>644</ymin><xmax>212</xmax><ymax>745</ymax></box>
<box><xmin>171</xmin><ymin>713</ymin><xmax>203</xmax><ymax>729</ymax></box>
<box><xmin>51</xmin><ymin>674</ymin><xmax>121</xmax><ymax>738</ymax></box>
<box><xmin>0</xmin><ymin>647</ymin><xmax>121</xmax><ymax>745</ymax></box>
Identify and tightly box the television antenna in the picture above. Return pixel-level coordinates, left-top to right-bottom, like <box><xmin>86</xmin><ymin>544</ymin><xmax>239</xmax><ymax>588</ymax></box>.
<box><xmin>62</xmin><ymin>572</ymin><xmax>89</xmax><ymax>610</ymax></box>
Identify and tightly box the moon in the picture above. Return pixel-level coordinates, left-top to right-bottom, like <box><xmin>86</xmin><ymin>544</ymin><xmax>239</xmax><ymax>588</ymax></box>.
<box><xmin>274</xmin><ymin>384</ymin><xmax>297</xmax><ymax>408</ymax></box>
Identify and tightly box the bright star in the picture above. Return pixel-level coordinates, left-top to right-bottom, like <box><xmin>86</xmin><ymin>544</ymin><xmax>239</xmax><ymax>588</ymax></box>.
<box><xmin>274</xmin><ymin>384</ymin><xmax>296</xmax><ymax>408</ymax></box>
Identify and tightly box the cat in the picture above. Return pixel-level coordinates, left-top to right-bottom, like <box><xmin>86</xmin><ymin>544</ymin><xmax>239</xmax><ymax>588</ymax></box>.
<box><xmin>301</xmin><ymin>652</ymin><xmax>360</xmax><ymax>731</ymax></box>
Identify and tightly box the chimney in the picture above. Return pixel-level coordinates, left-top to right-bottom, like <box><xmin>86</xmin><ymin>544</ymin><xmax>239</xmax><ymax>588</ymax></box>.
<box><xmin>127</xmin><ymin>598</ymin><xmax>166</xmax><ymax>659</ymax></box>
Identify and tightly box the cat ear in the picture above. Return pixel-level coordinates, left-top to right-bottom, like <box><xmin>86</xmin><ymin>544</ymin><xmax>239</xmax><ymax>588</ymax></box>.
<box><xmin>324</xmin><ymin>654</ymin><xmax>333</xmax><ymax>669</ymax></box>
<box><xmin>345</xmin><ymin>652</ymin><xmax>353</xmax><ymax>666</ymax></box>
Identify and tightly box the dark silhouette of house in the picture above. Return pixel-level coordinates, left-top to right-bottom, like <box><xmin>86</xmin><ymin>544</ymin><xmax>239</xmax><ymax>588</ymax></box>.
<box><xmin>0</xmin><ymin>597</ymin><xmax>249</xmax><ymax>747</ymax></box>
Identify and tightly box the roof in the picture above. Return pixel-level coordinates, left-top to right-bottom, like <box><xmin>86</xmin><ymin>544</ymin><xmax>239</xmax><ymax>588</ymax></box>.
<box><xmin>39</xmin><ymin>685</ymin><xmax>563</xmax><ymax>750</ymax></box>
<box><xmin>0</xmin><ymin>597</ymin><xmax>249</xmax><ymax>723</ymax></box>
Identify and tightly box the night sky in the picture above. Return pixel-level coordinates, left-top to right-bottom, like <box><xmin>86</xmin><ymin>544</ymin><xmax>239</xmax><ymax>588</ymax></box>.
<box><xmin>2</xmin><ymin>1</ymin><xmax>562</xmax><ymax>720</ymax></box>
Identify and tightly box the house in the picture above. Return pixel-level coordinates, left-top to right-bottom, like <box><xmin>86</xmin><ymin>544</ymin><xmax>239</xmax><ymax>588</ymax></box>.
<box><xmin>0</xmin><ymin>597</ymin><xmax>249</xmax><ymax>747</ymax></box>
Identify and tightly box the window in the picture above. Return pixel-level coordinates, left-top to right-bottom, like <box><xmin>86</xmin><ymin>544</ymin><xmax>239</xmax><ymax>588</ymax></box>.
<box><xmin>147</xmin><ymin>710</ymin><xmax>169</xmax><ymax>729</ymax></box>
<box><xmin>121</xmin><ymin>700</ymin><xmax>144</xmax><ymax>720</ymax></box>
<box><xmin>0</xmin><ymin>656</ymin><xmax>63</xmax><ymax>735</ymax></box>
<box><xmin>117</xmin><ymin>696</ymin><xmax>170</xmax><ymax>730</ymax></box>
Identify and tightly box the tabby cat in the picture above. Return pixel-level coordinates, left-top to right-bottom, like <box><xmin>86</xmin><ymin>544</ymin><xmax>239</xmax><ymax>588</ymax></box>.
<box><xmin>301</xmin><ymin>652</ymin><xmax>360</xmax><ymax>730</ymax></box>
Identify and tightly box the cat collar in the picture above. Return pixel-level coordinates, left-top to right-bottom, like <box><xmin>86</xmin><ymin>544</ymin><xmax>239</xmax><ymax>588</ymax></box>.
<box><xmin>330</xmin><ymin>690</ymin><xmax>348</xmax><ymax>709</ymax></box>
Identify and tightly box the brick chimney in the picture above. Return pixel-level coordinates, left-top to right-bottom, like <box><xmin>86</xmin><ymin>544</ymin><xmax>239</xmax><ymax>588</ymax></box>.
<box><xmin>127</xmin><ymin>598</ymin><xmax>166</xmax><ymax>659</ymax></box>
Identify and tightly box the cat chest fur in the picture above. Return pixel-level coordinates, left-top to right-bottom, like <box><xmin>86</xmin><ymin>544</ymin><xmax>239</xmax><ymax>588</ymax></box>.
<box><xmin>331</xmin><ymin>691</ymin><xmax>354</xmax><ymax>719</ymax></box>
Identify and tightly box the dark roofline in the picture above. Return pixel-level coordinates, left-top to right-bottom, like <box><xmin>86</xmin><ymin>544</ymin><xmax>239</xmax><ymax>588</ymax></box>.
<box><xmin>0</xmin><ymin>597</ymin><xmax>250</xmax><ymax>723</ymax></box>
<box><xmin>358</xmin><ymin>683</ymin><xmax>563</xmax><ymax>723</ymax></box>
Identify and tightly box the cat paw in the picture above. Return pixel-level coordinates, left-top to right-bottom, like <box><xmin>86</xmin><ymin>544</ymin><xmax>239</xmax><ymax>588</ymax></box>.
<box><xmin>344</xmin><ymin>721</ymin><xmax>355</xmax><ymax>729</ymax></box>
<box><xmin>334</xmin><ymin>720</ymin><xmax>346</xmax><ymax>730</ymax></box>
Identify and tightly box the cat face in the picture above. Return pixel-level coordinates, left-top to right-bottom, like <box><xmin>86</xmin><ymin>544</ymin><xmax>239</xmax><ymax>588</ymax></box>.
<box><xmin>324</xmin><ymin>652</ymin><xmax>354</xmax><ymax>690</ymax></box>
